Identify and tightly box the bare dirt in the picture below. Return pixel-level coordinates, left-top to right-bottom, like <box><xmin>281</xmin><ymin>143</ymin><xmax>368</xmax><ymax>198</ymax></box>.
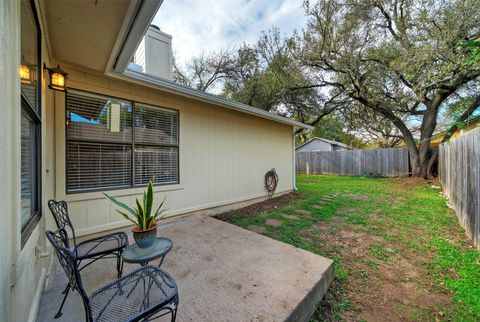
<box><xmin>314</xmin><ymin>219</ymin><xmax>452</xmax><ymax>321</ymax></box>
<box><xmin>215</xmin><ymin>192</ymin><xmax>301</xmax><ymax>220</ymax></box>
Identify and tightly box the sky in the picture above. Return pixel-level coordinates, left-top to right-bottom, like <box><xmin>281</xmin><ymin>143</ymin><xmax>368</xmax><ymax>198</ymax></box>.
<box><xmin>152</xmin><ymin>0</ymin><xmax>307</xmax><ymax>66</ymax></box>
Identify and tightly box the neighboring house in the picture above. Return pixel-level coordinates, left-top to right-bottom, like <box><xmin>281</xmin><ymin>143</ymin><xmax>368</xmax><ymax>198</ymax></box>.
<box><xmin>430</xmin><ymin>115</ymin><xmax>480</xmax><ymax>147</ymax></box>
<box><xmin>296</xmin><ymin>137</ymin><xmax>351</xmax><ymax>152</ymax></box>
<box><xmin>0</xmin><ymin>1</ymin><xmax>312</xmax><ymax>321</ymax></box>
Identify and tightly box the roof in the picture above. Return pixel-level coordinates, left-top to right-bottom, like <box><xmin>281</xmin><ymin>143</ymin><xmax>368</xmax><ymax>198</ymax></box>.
<box><xmin>296</xmin><ymin>137</ymin><xmax>351</xmax><ymax>150</ymax></box>
<box><xmin>116</xmin><ymin>69</ymin><xmax>314</xmax><ymax>129</ymax></box>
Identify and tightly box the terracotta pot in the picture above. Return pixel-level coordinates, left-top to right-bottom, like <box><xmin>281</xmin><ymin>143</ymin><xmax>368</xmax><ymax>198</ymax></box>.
<box><xmin>132</xmin><ymin>224</ymin><xmax>158</xmax><ymax>248</ymax></box>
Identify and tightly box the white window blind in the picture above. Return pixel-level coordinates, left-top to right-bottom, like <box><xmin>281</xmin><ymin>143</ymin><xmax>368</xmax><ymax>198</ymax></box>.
<box><xmin>66</xmin><ymin>90</ymin><xmax>179</xmax><ymax>193</ymax></box>
<box><xmin>134</xmin><ymin>103</ymin><xmax>179</xmax><ymax>185</ymax></box>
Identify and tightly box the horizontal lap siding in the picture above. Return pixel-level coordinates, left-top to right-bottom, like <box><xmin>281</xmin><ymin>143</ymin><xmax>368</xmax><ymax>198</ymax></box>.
<box><xmin>439</xmin><ymin>128</ymin><xmax>480</xmax><ymax>248</ymax></box>
<box><xmin>51</xmin><ymin>65</ymin><xmax>294</xmax><ymax>236</ymax></box>
<box><xmin>296</xmin><ymin>147</ymin><xmax>409</xmax><ymax>177</ymax></box>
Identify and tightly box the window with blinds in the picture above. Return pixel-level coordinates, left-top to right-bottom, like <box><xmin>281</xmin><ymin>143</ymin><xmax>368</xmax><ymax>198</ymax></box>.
<box><xmin>66</xmin><ymin>90</ymin><xmax>179</xmax><ymax>193</ymax></box>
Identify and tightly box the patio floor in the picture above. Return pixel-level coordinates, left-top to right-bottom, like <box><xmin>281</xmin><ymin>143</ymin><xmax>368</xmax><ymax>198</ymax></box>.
<box><xmin>36</xmin><ymin>215</ymin><xmax>333</xmax><ymax>322</ymax></box>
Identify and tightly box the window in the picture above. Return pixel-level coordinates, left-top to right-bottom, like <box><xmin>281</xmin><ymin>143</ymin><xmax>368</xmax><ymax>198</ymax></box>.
<box><xmin>66</xmin><ymin>90</ymin><xmax>179</xmax><ymax>193</ymax></box>
<box><xmin>20</xmin><ymin>0</ymin><xmax>41</xmax><ymax>243</ymax></box>
<box><xmin>134</xmin><ymin>103</ymin><xmax>179</xmax><ymax>186</ymax></box>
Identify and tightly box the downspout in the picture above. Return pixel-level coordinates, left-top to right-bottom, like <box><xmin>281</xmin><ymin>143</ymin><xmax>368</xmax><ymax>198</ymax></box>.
<box><xmin>293</xmin><ymin>129</ymin><xmax>298</xmax><ymax>191</ymax></box>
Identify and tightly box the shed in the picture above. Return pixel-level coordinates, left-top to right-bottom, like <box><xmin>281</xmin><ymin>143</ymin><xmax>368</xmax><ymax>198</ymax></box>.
<box><xmin>296</xmin><ymin>137</ymin><xmax>351</xmax><ymax>152</ymax></box>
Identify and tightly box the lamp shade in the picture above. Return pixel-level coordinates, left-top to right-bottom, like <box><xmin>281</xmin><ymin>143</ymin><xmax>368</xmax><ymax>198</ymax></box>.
<box><xmin>20</xmin><ymin>64</ymin><xmax>32</xmax><ymax>84</ymax></box>
<box><xmin>45</xmin><ymin>64</ymin><xmax>68</xmax><ymax>92</ymax></box>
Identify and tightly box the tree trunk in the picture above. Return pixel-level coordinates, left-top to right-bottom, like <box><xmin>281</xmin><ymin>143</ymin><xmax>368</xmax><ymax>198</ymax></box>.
<box><xmin>408</xmin><ymin>146</ymin><xmax>434</xmax><ymax>178</ymax></box>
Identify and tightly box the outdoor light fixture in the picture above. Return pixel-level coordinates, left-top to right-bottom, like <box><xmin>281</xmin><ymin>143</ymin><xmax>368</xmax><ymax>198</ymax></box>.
<box><xmin>44</xmin><ymin>64</ymin><xmax>68</xmax><ymax>92</ymax></box>
<box><xmin>19</xmin><ymin>64</ymin><xmax>32</xmax><ymax>84</ymax></box>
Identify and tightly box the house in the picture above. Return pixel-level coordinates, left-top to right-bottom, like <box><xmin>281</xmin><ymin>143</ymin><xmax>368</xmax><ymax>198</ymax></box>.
<box><xmin>430</xmin><ymin>115</ymin><xmax>480</xmax><ymax>147</ymax></box>
<box><xmin>296</xmin><ymin>137</ymin><xmax>351</xmax><ymax>152</ymax></box>
<box><xmin>0</xmin><ymin>1</ymin><xmax>314</xmax><ymax>321</ymax></box>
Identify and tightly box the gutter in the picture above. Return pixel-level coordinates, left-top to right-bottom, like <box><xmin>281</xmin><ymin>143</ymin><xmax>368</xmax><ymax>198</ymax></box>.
<box><xmin>293</xmin><ymin>131</ymin><xmax>298</xmax><ymax>190</ymax></box>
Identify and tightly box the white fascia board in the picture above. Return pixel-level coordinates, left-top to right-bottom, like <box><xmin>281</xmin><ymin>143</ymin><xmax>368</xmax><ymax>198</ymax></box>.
<box><xmin>106</xmin><ymin>0</ymin><xmax>164</xmax><ymax>74</ymax></box>
<box><xmin>118</xmin><ymin>69</ymin><xmax>314</xmax><ymax>129</ymax></box>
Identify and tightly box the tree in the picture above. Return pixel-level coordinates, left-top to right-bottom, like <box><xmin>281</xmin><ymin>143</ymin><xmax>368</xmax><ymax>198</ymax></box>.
<box><xmin>173</xmin><ymin>50</ymin><xmax>236</xmax><ymax>92</ymax></box>
<box><xmin>297</xmin><ymin>0</ymin><xmax>480</xmax><ymax>177</ymax></box>
<box><xmin>223</xmin><ymin>29</ymin><xmax>336</xmax><ymax>131</ymax></box>
<box><xmin>341</xmin><ymin>106</ymin><xmax>406</xmax><ymax>148</ymax></box>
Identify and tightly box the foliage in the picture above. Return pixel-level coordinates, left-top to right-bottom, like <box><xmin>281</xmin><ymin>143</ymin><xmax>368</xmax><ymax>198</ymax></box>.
<box><xmin>462</xmin><ymin>38</ymin><xmax>480</xmax><ymax>65</ymax></box>
<box><xmin>298</xmin><ymin>114</ymin><xmax>366</xmax><ymax>148</ymax></box>
<box><xmin>296</xmin><ymin>0</ymin><xmax>480</xmax><ymax>177</ymax></box>
<box><xmin>218</xmin><ymin>175</ymin><xmax>480</xmax><ymax>320</ymax></box>
<box><xmin>172</xmin><ymin>0</ymin><xmax>480</xmax><ymax>177</ymax></box>
<box><xmin>223</xmin><ymin>29</ymin><xmax>328</xmax><ymax>122</ymax></box>
<box><xmin>104</xmin><ymin>177</ymin><xmax>167</xmax><ymax>230</ymax></box>
<box><xmin>173</xmin><ymin>50</ymin><xmax>236</xmax><ymax>92</ymax></box>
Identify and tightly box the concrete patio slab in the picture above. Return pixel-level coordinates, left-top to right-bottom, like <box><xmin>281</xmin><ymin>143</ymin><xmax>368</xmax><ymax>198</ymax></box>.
<box><xmin>36</xmin><ymin>216</ymin><xmax>333</xmax><ymax>322</ymax></box>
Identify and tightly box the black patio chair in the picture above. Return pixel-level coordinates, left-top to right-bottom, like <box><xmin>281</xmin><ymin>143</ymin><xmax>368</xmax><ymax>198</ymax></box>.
<box><xmin>46</xmin><ymin>229</ymin><xmax>179</xmax><ymax>322</ymax></box>
<box><xmin>48</xmin><ymin>199</ymin><xmax>129</xmax><ymax>318</ymax></box>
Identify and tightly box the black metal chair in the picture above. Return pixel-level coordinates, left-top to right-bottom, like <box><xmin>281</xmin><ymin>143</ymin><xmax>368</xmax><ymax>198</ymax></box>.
<box><xmin>48</xmin><ymin>199</ymin><xmax>129</xmax><ymax>318</ymax></box>
<box><xmin>46</xmin><ymin>229</ymin><xmax>179</xmax><ymax>322</ymax></box>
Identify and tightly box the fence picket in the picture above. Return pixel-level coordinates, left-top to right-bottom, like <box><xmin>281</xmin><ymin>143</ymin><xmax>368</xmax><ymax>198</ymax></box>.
<box><xmin>295</xmin><ymin>147</ymin><xmax>410</xmax><ymax>177</ymax></box>
<box><xmin>439</xmin><ymin>127</ymin><xmax>480</xmax><ymax>248</ymax></box>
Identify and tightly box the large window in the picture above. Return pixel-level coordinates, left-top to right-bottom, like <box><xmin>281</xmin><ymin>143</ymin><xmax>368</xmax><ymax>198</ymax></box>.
<box><xmin>66</xmin><ymin>90</ymin><xmax>179</xmax><ymax>193</ymax></box>
<box><xmin>20</xmin><ymin>0</ymin><xmax>41</xmax><ymax>243</ymax></box>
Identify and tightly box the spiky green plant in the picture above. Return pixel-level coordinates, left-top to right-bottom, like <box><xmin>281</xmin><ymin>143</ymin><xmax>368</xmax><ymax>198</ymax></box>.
<box><xmin>103</xmin><ymin>177</ymin><xmax>167</xmax><ymax>230</ymax></box>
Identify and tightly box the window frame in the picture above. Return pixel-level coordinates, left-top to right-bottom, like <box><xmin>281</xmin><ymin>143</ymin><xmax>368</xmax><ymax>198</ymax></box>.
<box><xmin>65</xmin><ymin>88</ymin><xmax>180</xmax><ymax>194</ymax></box>
<box><xmin>20</xmin><ymin>0</ymin><xmax>42</xmax><ymax>247</ymax></box>
<box><xmin>133</xmin><ymin>101</ymin><xmax>180</xmax><ymax>187</ymax></box>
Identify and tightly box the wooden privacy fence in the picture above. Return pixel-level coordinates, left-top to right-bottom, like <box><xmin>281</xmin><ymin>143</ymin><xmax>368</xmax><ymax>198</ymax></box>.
<box><xmin>439</xmin><ymin>127</ymin><xmax>480</xmax><ymax>248</ymax></box>
<box><xmin>296</xmin><ymin>147</ymin><xmax>410</xmax><ymax>177</ymax></box>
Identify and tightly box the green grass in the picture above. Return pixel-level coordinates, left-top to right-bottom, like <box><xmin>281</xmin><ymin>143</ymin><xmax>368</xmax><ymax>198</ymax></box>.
<box><xmin>218</xmin><ymin>175</ymin><xmax>480</xmax><ymax>321</ymax></box>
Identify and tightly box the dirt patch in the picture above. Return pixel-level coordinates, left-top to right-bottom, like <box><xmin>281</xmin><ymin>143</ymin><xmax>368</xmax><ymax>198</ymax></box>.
<box><xmin>282</xmin><ymin>214</ymin><xmax>299</xmax><ymax>220</ymax></box>
<box><xmin>344</xmin><ymin>193</ymin><xmax>370</xmax><ymax>201</ymax></box>
<box><xmin>389</xmin><ymin>177</ymin><xmax>440</xmax><ymax>191</ymax></box>
<box><xmin>312</xmin><ymin>221</ymin><xmax>330</xmax><ymax>231</ymax></box>
<box><xmin>317</xmin><ymin>223</ymin><xmax>453</xmax><ymax>322</ymax></box>
<box><xmin>247</xmin><ymin>225</ymin><xmax>267</xmax><ymax>234</ymax></box>
<box><xmin>265</xmin><ymin>219</ymin><xmax>283</xmax><ymax>227</ymax></box>
<box><xmin>337</xmin><ymin>207</ymin><xmax>354</xmax><ymax>214</ymax></box>
<box><xmin>215</xmin><ymin>192</ymin><xmax>301</xmax><ymax>220</ymax></box>
<box><xmin>348</xmin><ymin>254</ymin><xmax>452</xmax><ymax>322</ymax></box>
<box><xmin>294</xmin><ymin>209</ymin><xmax>312</xmax><ymax>216</ymax></box>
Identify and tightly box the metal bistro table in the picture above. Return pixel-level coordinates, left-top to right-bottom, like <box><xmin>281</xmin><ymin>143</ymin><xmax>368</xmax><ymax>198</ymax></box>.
<box><xmin>123</xmin><ymin>237</ymin><xmax>173</xmax><ymax>267</ymax></box>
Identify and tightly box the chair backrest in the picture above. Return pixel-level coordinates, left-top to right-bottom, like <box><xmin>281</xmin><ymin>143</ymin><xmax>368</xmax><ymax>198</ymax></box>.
<box><xmin>45</xmin><ymin>229</ymin><xmax>93</xmax><ymax>321</ymax></box>
<box><xmin>48</xmin><ymin>200</ymin><xmax>78</xmax><ymax>247</ymax></box>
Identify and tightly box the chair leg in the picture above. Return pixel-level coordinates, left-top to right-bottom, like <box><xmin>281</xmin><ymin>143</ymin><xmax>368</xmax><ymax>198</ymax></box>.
<box><xmin>55</xmin><ymin>284</ymin><xmax>71</xmax><ymax>319</ymax></box>
<box><xmin>171</xmin><ymin>307</ymin><xmax>177</xmax><ymax>322</ymax></box>
<box><xmin>61</xmin><ymin>283</ymin><xmax>69</xmax><ymax>294</ymax></box>
<box><xmin>117</xmin><ymin>252</ymin><xmax>124</xmax><ymax>278</ymax></box>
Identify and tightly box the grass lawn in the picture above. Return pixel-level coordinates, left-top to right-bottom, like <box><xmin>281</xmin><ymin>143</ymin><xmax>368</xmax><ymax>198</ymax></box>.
<box><xmin>216</xmin><ymin>175</ymin><xmax>480</xmax><ymax>321</ymax></box>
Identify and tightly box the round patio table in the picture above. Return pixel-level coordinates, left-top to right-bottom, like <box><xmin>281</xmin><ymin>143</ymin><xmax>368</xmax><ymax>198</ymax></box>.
<box><xmin>122</xmin><ymin>237</ymin><xmax>172</xmax><ymax>267</ymax></box>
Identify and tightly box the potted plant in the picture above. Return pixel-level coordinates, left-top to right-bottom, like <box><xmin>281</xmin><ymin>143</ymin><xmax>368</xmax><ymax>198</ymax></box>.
<box><xmin>104</xmin><ymin>177</ymin><xmax>167</xmax><ymax>248</ymax></box>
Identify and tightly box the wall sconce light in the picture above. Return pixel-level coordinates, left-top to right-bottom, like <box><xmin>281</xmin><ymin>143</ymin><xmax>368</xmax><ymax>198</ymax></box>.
<box><xmin>44</xmin><ymin>64</ymin><xmax>68</xmax><ymax>92</ymax></box>
<box><xmin>19</xmin><ymin>64</ymin><xmax>32</xmax><ymax>84</ymax></box>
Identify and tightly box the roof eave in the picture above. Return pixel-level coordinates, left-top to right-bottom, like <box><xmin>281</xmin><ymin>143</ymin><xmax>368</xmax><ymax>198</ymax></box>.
<box><xmin>106</xmin><ymin>69</ymin><xmax>313</xmax><ymax>130</ymax></box>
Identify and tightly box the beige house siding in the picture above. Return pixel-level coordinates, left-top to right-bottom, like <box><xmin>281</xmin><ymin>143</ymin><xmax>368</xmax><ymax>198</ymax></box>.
<box><xmin>1</xmin><ymin>1</ymin><xmax>55</xmax><ymax>321</ymax></box>
<box><xmin>50</xmin><ymin>64</ymin><xmax>294</xmax><ymax>236</ymax></box>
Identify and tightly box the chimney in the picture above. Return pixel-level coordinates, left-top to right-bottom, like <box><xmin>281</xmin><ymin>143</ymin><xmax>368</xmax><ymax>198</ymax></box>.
<box><xmin>131</xmin><ymin>25</ymin><xmax>173</xmax><ymax>80</ymax></box>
